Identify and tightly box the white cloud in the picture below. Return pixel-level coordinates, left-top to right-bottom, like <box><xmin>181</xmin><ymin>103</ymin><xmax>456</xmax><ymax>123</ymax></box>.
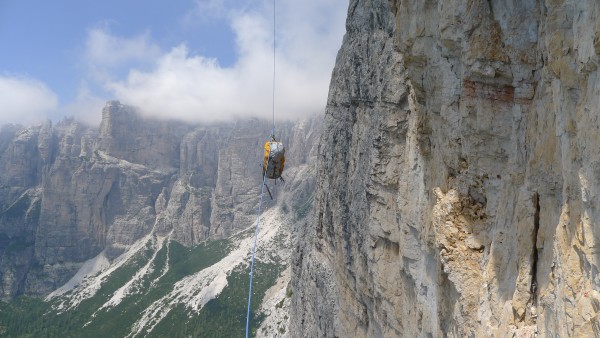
<box><xmin>103</xmin><ymin>0</ymin><xmax>347</xmax><ymax>123</ymax></box>
<box><xmin>0</xmin><ymin>1</ymin><xmax>347</xmax><ymax>127</ymax></box>
<box><xmin>85</xmin><ymin>27</ymin><xmax>162</xmax><ymax>82</ymax></box>
<box><xmin>62</xmin><ymin>26</ymin><xmax>164</xmax><ymax>125</ymax></box>
<box><xmin>63</xmin><ymin>82</ymin><xmax>106</xmax><ymax>126</ymax></box>
<box><xmin>0</xmin><ymin>75</ymin><xmax>58</xmax><ymax>126</ymax></box>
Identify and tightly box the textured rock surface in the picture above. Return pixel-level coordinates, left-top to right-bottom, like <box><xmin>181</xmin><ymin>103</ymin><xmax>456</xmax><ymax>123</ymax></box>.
<box><xmin>0</xmin><ymin>101</ymin><xmax>319</xmax><ymax>300</ymax></box>
<box><xmin>291</xmin><ymin>0</ymin><xmax>600</xmax><ymax>337</ymax></box>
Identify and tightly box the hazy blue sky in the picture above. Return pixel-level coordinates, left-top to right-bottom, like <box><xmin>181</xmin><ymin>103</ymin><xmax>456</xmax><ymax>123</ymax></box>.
<box><xmin>0</xmin><ymin>0</ymin><xmax>347</xmax><ymax>125</ymax></box>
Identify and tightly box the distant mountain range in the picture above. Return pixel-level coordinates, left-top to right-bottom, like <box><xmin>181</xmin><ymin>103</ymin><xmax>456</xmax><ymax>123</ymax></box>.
<box><xmin>0</xmin><ymin>101</ymin><xmax>320</xmax><ymax>336</ymax></box>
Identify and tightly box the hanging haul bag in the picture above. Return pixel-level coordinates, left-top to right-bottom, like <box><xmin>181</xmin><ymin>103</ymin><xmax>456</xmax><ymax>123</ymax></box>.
<box><xmin>262</xmin><ymin>141</ymin><xmax>285</xmax><ymax>180</ymax></box>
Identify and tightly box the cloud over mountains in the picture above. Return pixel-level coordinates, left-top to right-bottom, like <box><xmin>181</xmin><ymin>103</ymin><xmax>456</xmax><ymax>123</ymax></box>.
<box><xmin>1</xmin><ymin>0</ymin><xmax>346</xmax><ymax>126</ymax></box>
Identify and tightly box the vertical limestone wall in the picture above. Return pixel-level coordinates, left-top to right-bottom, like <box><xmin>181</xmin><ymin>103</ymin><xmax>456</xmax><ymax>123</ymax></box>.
<box><xmin>290</xmin><ymin>0</ymin><xmax>600</xmax><ymax>337</ymax></box>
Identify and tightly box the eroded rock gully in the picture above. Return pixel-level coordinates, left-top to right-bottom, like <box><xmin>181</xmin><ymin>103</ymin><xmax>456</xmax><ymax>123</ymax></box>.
<box><xmin>290</xmin><ymin>0</ymin><xmax>600</xmax><ymax>337</ymax></box>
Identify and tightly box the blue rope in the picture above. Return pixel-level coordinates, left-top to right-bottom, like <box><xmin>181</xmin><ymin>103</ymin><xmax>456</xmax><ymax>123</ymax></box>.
<box><xmin>245</xmin><ymin>168</ymin><xmax>269</xmax><ymax>338</ymax></box>
<box><xmin>272</xmin><ymin>0</ymin><xmax>276</xmax><ymax>138</ymax></box>
<box><xmin>246</xmin><ymin>0</ymin><xmax>276</xmax><ymax>335</ymax></box>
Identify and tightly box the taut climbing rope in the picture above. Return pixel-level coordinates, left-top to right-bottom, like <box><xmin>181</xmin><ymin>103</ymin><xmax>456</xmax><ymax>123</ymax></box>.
<box><xmin>245</xmin><ymin>0</ymin><xmax>277</xmax><ymax>337</ymax></box>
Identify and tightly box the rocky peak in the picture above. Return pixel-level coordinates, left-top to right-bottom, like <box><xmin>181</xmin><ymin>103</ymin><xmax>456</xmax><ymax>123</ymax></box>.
<box><xmin>97</xmin><ymin>101</ymin><xmax>186</xmax><ymax>171</ymax></box>
<box><xmin>99</xmin><ymin>101</ymin><xmax>133</xmax><ymax>136</ymax></box>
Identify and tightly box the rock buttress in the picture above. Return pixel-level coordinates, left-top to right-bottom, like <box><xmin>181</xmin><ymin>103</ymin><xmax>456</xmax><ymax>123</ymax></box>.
<box><xmin>290</xmin><ymin>0</ymin><xmax>600</xmax><ymax>337</ymax></box>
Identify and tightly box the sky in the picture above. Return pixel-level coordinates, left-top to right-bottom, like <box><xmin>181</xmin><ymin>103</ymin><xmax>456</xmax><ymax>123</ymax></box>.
<box><xmin>0</xmin><ymin>0</ymin><xmax>348</xmax><ymax>126</ymax></box>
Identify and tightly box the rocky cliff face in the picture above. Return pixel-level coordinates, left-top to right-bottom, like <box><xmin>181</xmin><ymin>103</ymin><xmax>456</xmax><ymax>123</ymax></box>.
<box><xmin>291</xmin><ymin>0</ymin><xmax>600</xmax><ymax>337</ymax></box>
<box><xmin>0</xmin><ymin>101</ymin><xmax>317</xmax><ymax>300</ymax></box>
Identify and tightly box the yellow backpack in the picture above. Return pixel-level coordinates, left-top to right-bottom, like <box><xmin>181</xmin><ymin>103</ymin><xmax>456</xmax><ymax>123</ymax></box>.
<box><xmin>263</xmin><ymin>141</ymin><xmax>285</xmax><ymax>180</ymax></box>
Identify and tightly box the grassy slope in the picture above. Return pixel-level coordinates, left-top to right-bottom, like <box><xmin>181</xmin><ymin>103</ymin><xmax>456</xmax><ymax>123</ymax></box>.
<box><xmin>0</xmin><ymin>237</ymin><xmax>285</xmax><ymax>338</ymax></box>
